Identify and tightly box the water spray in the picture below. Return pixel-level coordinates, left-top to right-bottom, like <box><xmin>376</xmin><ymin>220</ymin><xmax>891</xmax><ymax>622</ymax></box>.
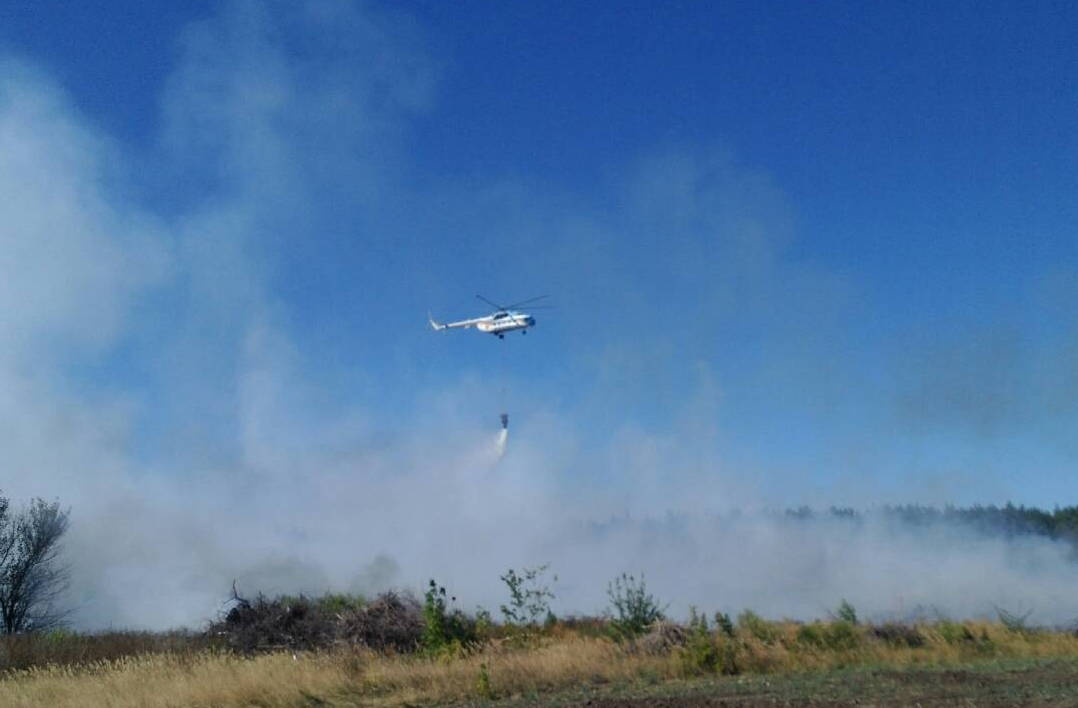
<box><xmin>496</xmin><ymin>412</ymin><xmax>509</xmax><ymax>458</ymax></box>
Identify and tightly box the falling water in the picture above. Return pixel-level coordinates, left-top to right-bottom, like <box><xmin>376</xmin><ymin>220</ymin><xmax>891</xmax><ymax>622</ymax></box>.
<box><xmin>496</xmin><ymin>413</ymin><xmax>509</xmax><ymax>458</ymax></box>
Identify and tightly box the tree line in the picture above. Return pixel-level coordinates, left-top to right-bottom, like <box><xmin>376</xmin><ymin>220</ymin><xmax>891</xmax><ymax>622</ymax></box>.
<box><xmin>1</xmin><ymin>493</ymin><xmax>1078</xmax><ymax>636</ymax></box>
<box><xmin>784</xmin><ymin>503</ymin><xmax>1078</xmax><ymax>543</ymax></box>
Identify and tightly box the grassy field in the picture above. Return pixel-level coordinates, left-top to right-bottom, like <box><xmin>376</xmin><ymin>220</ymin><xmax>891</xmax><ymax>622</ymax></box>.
<box><xmin>488</xmin><ymin>657</ymin><xmax>1078</xmax><ymax>707</ymax></box>
<box><xmin>1</xmin><ymin>619</ymin><xmax>1078</xmax><ymax>706</ymax></box>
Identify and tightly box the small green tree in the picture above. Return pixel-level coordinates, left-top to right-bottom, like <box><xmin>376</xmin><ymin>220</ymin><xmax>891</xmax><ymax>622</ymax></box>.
<box><xmin>714</xmin><ymin>611</ymin><xmax>735</xmax><ymax>638</ymax></box>
<box><xmin>499</xmin><ymin>565</ymin><xmax>556</xmax><ymax>628</ymax></box>
<box><xmin>606</xmin><ymin>573</ymin><xmax>664</xmax><ymax>639</ymax></box>
<box><xmin>421</xmin><ymin>580</ymin><xmax>448</xmax><ymax>650</ymax></box>
<box><xmin>422</xmin><ymin>580</ymin><xmax>476</xmax><ymax>654</ymax></box>
<box><xmin>835</xmin><ymin>599</ymin><xmax>858</xmax><ymax>625</ymax></box>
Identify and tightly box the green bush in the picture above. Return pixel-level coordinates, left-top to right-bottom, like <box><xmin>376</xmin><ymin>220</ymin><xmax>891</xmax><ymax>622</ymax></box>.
<box><xmin>677</xmin><ymin>608</ymin><xmax>737</xmax><ymax>676</ymax></box>
<box><xmin>936</xmin><ymin>620</ymin><xmax>976</xmax><ymax>644</ymax></box>
<box><xmin>474</xmin><ymin>607</ymin><xmax>493</xmax><ymax>641</ymax></box>
<box><xmin>476</xmin><ymin>662</ymin><xmax>492</xmax><ymax>699</ymax></box>
<box><xmin>823</xmin><ymin>620</ymin><xmax>860</xmax><ymax>650</ymax></box>
<box><xmin>796</xmin><ymin>623</ymin><xmax>824</xmax><ymax>648</ymax></box>
<box><xmin>737</xmin><ymin>610</ymin><xmax>778</xmax><ymax>643</ymax></box>
<box><xmin>835</xmin><ymin>599</ymin><xmax>858</xmax><ymax>625</ymax></box>
<box><xmin>606</xmin><ymin>573</ymin><xmax>665</xmax><ymax>640</ymax></box>
<box><xmin>500</xmin><ymin>565</ymin><xmax>556</xmax><ymax>628</ymax></box>
<box><xmin>796</xmin><ymin>621</ymin><xmax>860</xmax><ymax>651</ymax></box>
<box><xmin>422</xmin><ymin>580</ymin><xmax>477</xmax><ymax>655</ymax></box>
<box><xmin>714</xmin><ymin>612</ymin><xmax>735</xmax><ymax>638</ymax></box>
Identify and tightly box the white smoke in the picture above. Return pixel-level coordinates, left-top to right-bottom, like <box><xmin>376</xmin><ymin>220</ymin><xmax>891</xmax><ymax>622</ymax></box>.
<box><xmin>2</xmin><ymin>2</ymin><xmax>1077</xmax><ymax>632</ymax></box>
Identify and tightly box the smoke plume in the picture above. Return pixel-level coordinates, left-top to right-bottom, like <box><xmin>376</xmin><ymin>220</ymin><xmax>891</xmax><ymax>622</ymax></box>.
<box><xmin>1</xmin><ymin>2</ymin><xmax>1076</xmax><ymax>631</ymax></box>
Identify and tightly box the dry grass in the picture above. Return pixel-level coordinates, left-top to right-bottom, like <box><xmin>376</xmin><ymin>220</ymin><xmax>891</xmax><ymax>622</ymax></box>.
<box><xmin>0</xmin><ymin>651</ymin><xmax>354</xmax><ymax>707</ymax></box>
<box><xmin>723</xmin><ymin>619</ymin><xmax>1078</xmax><ymax>674</ymax></box>
<box><xmin>0</xmin><ymin>638</ymin><xmax>665</xmax><ymax>707</ymax></box>
<box><xmin>0</xmin><ymin>631</ymin><xmax>210</xmax><ymax>673</ymax></box>
<box><xmin>1</xmin><ymin>622</ymin><xmax>1078</xmax><ymax>707</ymax></box>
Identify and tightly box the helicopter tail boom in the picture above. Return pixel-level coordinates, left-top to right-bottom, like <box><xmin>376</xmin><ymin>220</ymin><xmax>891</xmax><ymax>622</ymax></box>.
<box><xmin>429</xmin><ymin>312</ymin><xmax>484</xmax><ymax>330</ymax></box>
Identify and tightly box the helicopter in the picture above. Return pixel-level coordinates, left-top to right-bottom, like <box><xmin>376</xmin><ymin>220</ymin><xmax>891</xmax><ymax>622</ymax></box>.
<box><xmin>429</xmin><ymin>295</ymin><xmax>548</xmax><ymax>339</ymax></box>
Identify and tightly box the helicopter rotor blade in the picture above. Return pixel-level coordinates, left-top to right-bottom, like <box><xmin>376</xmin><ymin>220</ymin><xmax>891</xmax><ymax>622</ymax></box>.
<box><xmin>476</xmin><ymin>294</ymin><xmax>508</xmax><ymax>312</ymax></box>
<box><xmin>504</xmin><ymin>294</ymin><xmax>550</xmax><ymax>309</ymax></box>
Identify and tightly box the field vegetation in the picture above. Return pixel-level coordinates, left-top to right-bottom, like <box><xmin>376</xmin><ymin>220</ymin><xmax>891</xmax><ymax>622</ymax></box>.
<box><xmin>3</xmin><ymin>502</ymin><xmax>1078</xmax><ymax>704</ymax></box>
<box><xmin>1</xmin><ymin>590</ymin><xmax>1078</xmax><ymax>706</ymax></box>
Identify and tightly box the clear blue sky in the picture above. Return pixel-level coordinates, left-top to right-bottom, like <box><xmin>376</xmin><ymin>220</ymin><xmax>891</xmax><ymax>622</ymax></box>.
<box><xmin>2</xmin><ymin>0</ymin><xmax>1077</xmax><ymax>509</ymax></box>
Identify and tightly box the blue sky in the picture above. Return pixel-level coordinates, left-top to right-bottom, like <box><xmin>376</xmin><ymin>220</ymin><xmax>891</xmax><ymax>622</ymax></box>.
<box><xmin>1</xmin><ymin>1</ymin><xmax>1077</xmax><ymax>626</ymax></box>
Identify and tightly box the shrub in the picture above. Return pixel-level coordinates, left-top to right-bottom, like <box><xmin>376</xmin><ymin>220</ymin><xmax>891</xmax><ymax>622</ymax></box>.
<box><xmin>737</xmin><ymin>610</ymin><xmax>778</xmax><ymax>644</ymax></box>
<box><xmin>871</xmin><ymin>622</ymin><xmax>925</xmax><ymax>648</ymax></box>
<box><xmin>677</xmin><ymin>608</ymin><xmax>737</xmax><ymax>675</ymax></box>
<box><xmin>554</xmin><ymin>615</ymin><xmax>609</xmax><ymax>639</ymax></box>
<box><xmin>835</xmin><ymin>599</ymin><xmax>858</xmax><ymax>625</ymax></box>
<box><xmin>499</xmin><ymin>565</ymin><xmax>556</xmax><ymax>628</ymax></box>
<box><xmin>996</xmin><ymin>606</ymin><xmax>1034</xmax><ymax>634</ymax></box>
<box><xmin>714</xmin><ymin>611</ymin><xmax>735</xmax><ymax>638</ymax></box>
<box><xmin>606</xmin><ymin>573</ymin><xmax>665</xmax><ymax>640</ymax></box>
<box><xmin>796</xmin><ymin>623</ymin><xmax>824</xmax><ymax>648</ymax></box>
<box><xmin>474</xmin><ymin>607</ymin><xmax>494</xmax><ymax>641</ymax></box>
<box><xmin>210</xmin><ymin>586</ymin><xmax>424</xmax><ymax>655</ymax></box>
<box><xmin>343</xmin><ymin>591</ymin><xmax>423</xmax><ymax>652</ymax></box>
<box><xmin>637</xmin><ymin>620</ymin><xmax>687</xmax><ymax>655</ymax></box>
<box><xmin>212</xmin><ymin>592</ymin><xmax>338</xmax><ymax>653</ymax></box>
<box><xmin>476</xmin><ymin>662</ymin><xmax>492</xmax><ymax>699</ymax></box>
<box><xmin>936</xmin><ymin>620</ymin><xmax>976</xmax><ymax>644</ymax></box>
<box><xmin>315</xmin><ymin>593</ymin><xmax>366</xmax><ymax>615</ymax></box>
<box><xmin>796</xmin><ymin>621</ymin><xmax>860</xmax><ymax>651</ymax></box>
<box><xmin>422</xmin><ymin>580</ymin><xmax>477</xmax><ymax>655</ymax></box>
<box><xmin>823</xmin><ymin>620</ymin><xmax>860</xmax><ymax>650</ymax></box>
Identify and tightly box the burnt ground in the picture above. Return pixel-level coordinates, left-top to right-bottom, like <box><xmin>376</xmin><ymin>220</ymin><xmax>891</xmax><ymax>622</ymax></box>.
<box><xmin>475</xmin><ymin>657</ymin><xmax>1078</xmax><ymax>707</ymax></box>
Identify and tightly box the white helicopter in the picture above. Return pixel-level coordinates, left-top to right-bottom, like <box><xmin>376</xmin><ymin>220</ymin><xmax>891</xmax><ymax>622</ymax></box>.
<box><xmin>429</xmin><ymin>295</ymin><xmax>548</xmax><ymax>339</ymax></box>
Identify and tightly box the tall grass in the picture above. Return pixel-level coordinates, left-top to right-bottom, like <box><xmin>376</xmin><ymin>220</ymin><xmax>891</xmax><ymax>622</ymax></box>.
<box><xmin>1</xmin><ymin>619</ymin><xmax>1078</xmax><ymax>706</ymax></box>
<box><xmin>0</xmin><ymin>630</ymin><xmax>211</xmax><ymax>673</ymax></box>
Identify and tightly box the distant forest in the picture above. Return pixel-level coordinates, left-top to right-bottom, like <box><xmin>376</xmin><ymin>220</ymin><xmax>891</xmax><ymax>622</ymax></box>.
<box><xmin>782</xmin><ymin>504</ymin><xmax>1078</xmax><ymax>543</ymax></box>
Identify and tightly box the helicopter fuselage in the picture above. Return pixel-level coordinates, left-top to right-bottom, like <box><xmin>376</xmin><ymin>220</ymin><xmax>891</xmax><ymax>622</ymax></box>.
<box><xmin>429</xmin><ymin>295</ymin><xmax>546</xmax><ymax>338</ymax></box>
<box><xmin>429</xmin><ymin>309</ymin><xmax>536</xmax><ymax>338</ymax></box>
<box><xmin>476</xmin><ymin>311</ymin><xmax>536</xmax><ymax>336</ymax></box>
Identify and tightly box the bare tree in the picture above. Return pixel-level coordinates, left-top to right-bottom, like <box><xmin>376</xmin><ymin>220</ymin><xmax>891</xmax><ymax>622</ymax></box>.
<box><xmin>0</xmin><ymin>497</ymin><xmax>70</xmax><ymax>633</ymax></box>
